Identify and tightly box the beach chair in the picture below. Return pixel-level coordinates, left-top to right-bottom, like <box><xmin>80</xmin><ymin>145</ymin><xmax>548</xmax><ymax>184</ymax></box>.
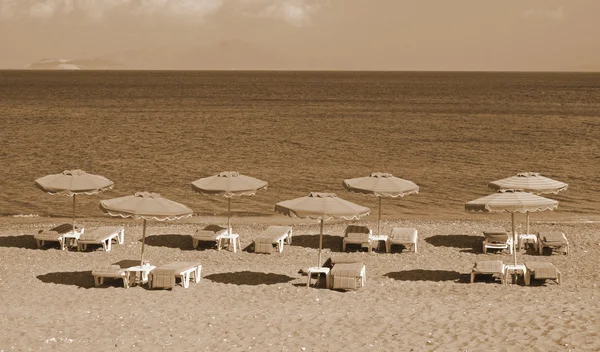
<box><xmin>536</xmin><ymin>231</ymin><xmax>569</xmax><ymax>255</ymax></box>
<box><xmin>328</xmin><ymin>256</ymin><xmax>366</xmax><ymax>290</ymax></box>
<box><xmin>470</xmin><ymin>260</ymin><xmax>505</xmax><ymax>284</ymax></box>
<box><xmin>252</xmin><ymin>226</ymin><xmax>293</xmax><ymax>254</ymax></box>
<box><xmin>482</xmin><ymin>229</ymin><xmax>513</xmax><ymax>254</ymax></box>
<box><xmin>524</xmin><ymin>262</ymin><xmax>561</xmax><ymax>285</ymax></box>
<box><xmin>77</xmin><ymin>226</ymin><xmax>124</xmax><ymax>252</ymax></box>
<box><xmin>92</xmin><ymin>265</ymin><xmax>130</xmax><ymax>288</ymax></box>
<box><xmin>149</xmin><ymin>262</ymin><xmax>202</xmax><ymax>289</ymax></box>
<box><xmin>190</xmin><ymin>225</ymin><xmax>228</xmax><ymax>250</ymax></box>
<box><xmin>342</xmin><ymin>225</ymin><xmax>373</xmax><ymax>252</ymax></box>
<box><xmin>386</xmin><ymin>227</ymin><xmax>418</xmax><ymax>253</ymax></box>
<box><xmin>34</xmin><ymin>223</ymin><xmax>84</xmax><ymax>250</ymax></box>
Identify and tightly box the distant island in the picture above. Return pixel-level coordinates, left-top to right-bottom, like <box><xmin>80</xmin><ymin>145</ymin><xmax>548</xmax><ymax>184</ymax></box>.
<box><xmin>24</xmin><ymin>58</ymin><xmax>122</xmax><ymax>70</ymax></box>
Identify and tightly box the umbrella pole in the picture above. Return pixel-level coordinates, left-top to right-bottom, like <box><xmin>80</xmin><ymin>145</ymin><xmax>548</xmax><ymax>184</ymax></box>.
<box><xmin>377</xmin><ymin>197</ymin><xmax>382</xmax><ymax>236</ymax></box>
<box><xmin>511</xmin><ymin>213</ymin><xmax>517</xmax><ymax>266</ymax></box>
<box><xmin>140</xmin><ymin>219</ymin><xmax>147</xmax><ymax>267</ymax></box>
<box><xmin>72</xmin><ymin>194</ymin><xmax>76</xmax><ymax>231</ymax></box>
<box><xmin>318</xmin><ymin>219</ymin><xmax>324</xmax><ymax>267</ymax></box>
<box><xmin>228</xmin><ymin>197</ymin><xmax>232</xmax><ymax>235</ymax></box>
<box><xmin>526</xmin><ymin>211</ymin><xmax>530</xmax><ymax>235</ymax></box>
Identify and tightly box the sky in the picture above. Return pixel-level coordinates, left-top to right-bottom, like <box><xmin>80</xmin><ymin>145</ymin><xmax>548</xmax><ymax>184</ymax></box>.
<box><xmin>0</xmin><ymin>0</ymin><xmax>599</xmax><ymax>70</ymax></box>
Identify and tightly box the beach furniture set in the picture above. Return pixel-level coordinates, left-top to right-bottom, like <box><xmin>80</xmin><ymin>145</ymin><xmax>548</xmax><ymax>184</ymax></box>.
<box><xmin>34</xmin><ymin>224</ymin><xmax>124</xmax><ymax>252</ymax></box>
<box><xmin>93</xmin><ymin>261</ymin><xmax>202</xmax><ymax>289</ymax></box>
<box><xmin>341</xmin><ymin>225</ymin><xmax>418</xmax><ymax>254</ymax></box>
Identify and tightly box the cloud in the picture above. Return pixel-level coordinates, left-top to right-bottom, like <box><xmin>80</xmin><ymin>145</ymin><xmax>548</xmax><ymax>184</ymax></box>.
<box><xmin>0</xmin><ymin>0</ymin><xmax>324</xmax><ymax>25</ymax></box>
<box><xmin>521</xmin><ymin>6</ymin><xmax>565</xmax><ymax>20</ymax></box>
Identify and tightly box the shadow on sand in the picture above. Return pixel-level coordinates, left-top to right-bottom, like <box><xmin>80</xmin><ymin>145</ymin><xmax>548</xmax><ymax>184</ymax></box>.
<box><xmin>384</xmin><ymin>269</ymin><xmax>461</xmax><ymax>282</ymax></box>
<box><xmin>204</xmin><ymin>271</ymin><xmax>295</xmax><ymax>286</ymax></box>
<box><xmin>142</xmin><ymin>234</ymin><xmax>191</xmax><ymax>250</ymax></box>
<box><xmin>291</xmin><ymin>234</ymin><xmax>343</xmax><ymax>252</ymax></box>
<box><xmin>37</xmin><ymin>270</ymin><xmax>95</xmax><ymax>289</ymax></box>
<box><xmin>0</xmin><ymin>234</ymin><xmax>37</xmax><ymax>249</ymax></box>
<box><xmin>425</xmin><ymin>234</ymin><xmax>482</xmax><ymax>251</ymax></box>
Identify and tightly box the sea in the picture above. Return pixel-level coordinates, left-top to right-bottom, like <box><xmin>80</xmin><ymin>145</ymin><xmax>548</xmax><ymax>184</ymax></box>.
<box><xmin>1</xmin><ymin>70</ymin><xmax>599</xmax><ymax>222</ymax></box>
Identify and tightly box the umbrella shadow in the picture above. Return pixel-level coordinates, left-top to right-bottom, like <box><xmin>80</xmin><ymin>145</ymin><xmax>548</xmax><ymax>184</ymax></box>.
<box><xmin>37</xmin><ymin>270</ymin><xmax>95</xmax><ymax>289</ymax></box>
<box><xmin>384</xmin><ymin>269</ymin><xmax>461</xmax><ymax>282</ymax></box>
<box><xmin>143</xmin><ymin>234</ymin><xmax>191</xmax><ymax>250</ymax></box>
<box><xmin>426</xmin><ymin>234</ymin><xmax>482</xmax><ymax>251</ymax></box>
<box><xmin>291</xmin><ymin>234</ymin><xmax>344</xmax><ymax>252</ymax></box>
<box><xmin>112</xmin><ymin>259</ymin><xmax>147</xmax><ymax>268</ymax></box>
<box><xmin>0</xmin><ymin>234</ymin><xmax>37</xmax><ymax>249</ymax></box>
<box><xmin>204</xmin><ymin>271</ymin><xmax>296</xmax><ymax>286</ymax></box>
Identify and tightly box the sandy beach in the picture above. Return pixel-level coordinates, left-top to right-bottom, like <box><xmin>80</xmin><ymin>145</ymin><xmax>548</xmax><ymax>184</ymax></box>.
<box><xmin>0</xmin><ymin>216</ymin><xmax>597</xmax><ymax>351</ymax></box>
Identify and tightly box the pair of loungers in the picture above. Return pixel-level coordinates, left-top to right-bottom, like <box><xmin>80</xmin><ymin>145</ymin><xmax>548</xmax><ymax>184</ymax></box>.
<box><xmin>342</xmin><ymin>225</ymin><xmax>418</xmax><ymax>253</ymax></box>
<box><xmin>306</xmin><ymin>257</ymin><xmax>367</xmax><ymax>290</ymax></box>
<box><xmin>481</xmin><ymin>229</ymin><xmax>569</xmax><ymax>256</ymax></box>
<box><xmin>34</xmin><ymin>224</ymin><xmax>124</xmax><ymax>252</ymax></box>
<box><xmin>470</xmin><ymin>260</ymin><xmax>561</xmax><ymax>285</ymax></box>
<box><xmin>92</xmin><ymin>261</ymin><xmax>202</xmax><ymax>289</ymax></box>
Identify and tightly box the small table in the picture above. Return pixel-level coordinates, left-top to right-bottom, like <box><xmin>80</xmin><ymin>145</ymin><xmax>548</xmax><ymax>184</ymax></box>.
<box><xmin>127</xmin><ymin>265</ymin><xmax>156</xmax><ymax>287</ymax></box>
<box><xmin>370</xmin><ymin>235</ymin><xmax>388</xmax><ymax>252</ymax></box>
<box><xmin>217</xmin><ymin>233</ymin><xmax>240</xmax><ymax>253</ymax></box>
<box><xmin>518</xmin><ymin>234</ymin><xmax>537</xmax><ymax>251</ymax></box>
<box><xmin>504</xmin><ymin>264</ymin><xmax>526</xmax><ymax>285</ymax></box>
<box><xmin>63</xmin><ymin>230</ymin><xmax>83</xmax><ymax>249</ymax></box>
<box><xmin>306</xmin><ymin>267</ymin><xmax>330</xmax><ymax>288</ymax></box>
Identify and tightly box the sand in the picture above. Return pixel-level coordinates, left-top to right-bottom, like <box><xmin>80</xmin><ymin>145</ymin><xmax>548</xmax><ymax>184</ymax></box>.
<box><xmin>0</xmin><ymin>216</ymin><xmax>598</xmax><ymax>351</ymax></box>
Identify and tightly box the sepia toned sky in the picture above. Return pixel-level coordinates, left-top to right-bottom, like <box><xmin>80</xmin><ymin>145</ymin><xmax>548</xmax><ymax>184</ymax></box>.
<box><xmin>0</xmin><ymin>0</ymin><xmax>598</xmax><ymax>70</ymax></box>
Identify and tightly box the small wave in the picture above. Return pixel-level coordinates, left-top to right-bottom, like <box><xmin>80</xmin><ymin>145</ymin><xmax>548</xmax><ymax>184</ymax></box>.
<box><xmin>10</xmin><ymin>214</ymin><xmax>40</xmax><ymax>218</ymax></box>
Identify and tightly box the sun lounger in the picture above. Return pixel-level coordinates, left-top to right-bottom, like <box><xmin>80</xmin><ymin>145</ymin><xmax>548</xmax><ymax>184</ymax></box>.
<box><xmin>149</xmin><ymin>262</ymin><xmax>202</xmax><ymax>289</ymax></box>
<box><xmin>34</xmin><ymin>223</ymin><xmax>84</xmax><ymax>250</ymax></box>
<box><xmin>191</xmin><ymin>225</ymin><xmax>228</xmax><ymax>249</ymax></box>
<box><xmin>482</xmin><ymin>228</ymin><xmax>513</xmax><ymax>254</ymax></box>
<box><xmin>386</xmin><ymin>227</ymin><xmax>418</xmax><ymax>253</ymax></box>
<box><xmin>328</xmin><ymin>256</ymin><xmax>366</xmax><ymax>290</ymax></box>
<box><xmin>470</xmin><ymin>260</ymin><xmax>505</xmax><ymax>284</ymax></box>
<box><xmin>342</xmin><ymin>225</ymin><xmax>373</xmax><ymax>252</ymax></box>
<box><xmin>252</xmin><ymin>226</ymin><xmax>293</xmax><ymax>254</ymax></box>
<box><xmin>92</xmin><ymin>264</ymin><xmax>129</xmax><ymax>288</ymax></box>
<box><xmin>537</xmin><ymin>231</ymin><xmax>569</xmax><ymax>255</ymax></box>
<box><xmin>524</xmin><ymin>262</ymin><xmax>561</xmax><ymax>285</ymax></box>
<box><xmin>77</xmin><ymin>226</ymin><xmax>124</xmax><ymax>252</ymax></box>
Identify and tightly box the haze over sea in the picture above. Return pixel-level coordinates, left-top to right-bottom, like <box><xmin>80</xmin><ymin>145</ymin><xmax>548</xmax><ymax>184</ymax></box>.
<box><xmin>1</xmin><ymin>70</ymin><xmax>599</xmax><ymax>222</ymax></box>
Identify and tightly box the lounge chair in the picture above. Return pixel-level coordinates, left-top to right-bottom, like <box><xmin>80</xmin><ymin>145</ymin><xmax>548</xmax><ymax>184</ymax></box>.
<box><xmin>77</xmin><ymin>226</ymin><xmax>124</xmax><ymax>252</ymax></box>
<box><xmin>524</xmin><ymin>262</ymin><xmax>561</xmax><ymax>285</ymax></box>
<box><xmin>149</xmin><ymin>262</ymin><xmax>202</xmax><ymax>289</ymax></box>
<box><xmin>537</xmin><ymin>231</ymin><xmax>569</xmax><ymax>255</ymax></box>
<box><xmin>34</xmin><ymin>223</ymin><xmax>84</xmax><ymax>250</ymax></box>
<box><xmin>328</xmin><ymin>256</ymin><xmax>366</xmax><ymax>290</ymax></box>
<box><xmin>342</xmin><ymin>225</ymin><xmax>373</xmax><ymax>252</ymax></box>
<box><xmin>190</xmin><ymin>225</ymin><xmax>228</xmax><ymax>249</ymax></box>
<box><xmin>482</xmin><ymin>228</ymin><xmax>513</xmax><ymax>254</ymax></box>
<box><xmin>470</xmin><ymin>260</ymin><xmax>505</xmax><ymax>284</ymax></box>
<box><xmin>252</xmin><ymin>226</ymin><xmax>293</xmax><ymax>254</ymax></box>
<box><xmin>92</xmin><ymin>265</ymin><xmax>130</xmax><ymax>288</ymax></box>
<box><xmin>386</xmin><ymin>227</ymin><xmax>418</xmax><ymax>253</ymax></box>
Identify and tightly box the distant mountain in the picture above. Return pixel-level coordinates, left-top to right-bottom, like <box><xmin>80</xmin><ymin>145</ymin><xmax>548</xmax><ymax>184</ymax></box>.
<box><xmin>24</xmin><ymin>58</ymin><xmax>122</xmax><ymax>70</ymax></box>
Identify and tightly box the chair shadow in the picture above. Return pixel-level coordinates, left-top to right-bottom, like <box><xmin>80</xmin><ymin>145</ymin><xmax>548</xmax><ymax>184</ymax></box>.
<box><xmin>291</xmin><ymin>234</ymin><xmax>343</xmax><ymax>251</ymax></box>
<box><xmin>384</xmin><ymin>269</ymin><xmax>461</xmax><ymax>282</ymax></box>
<box><xmin>36</xmin><ymin>270</ymin><xmax>95</xmax><ymax>289</ymax></box>
<box><xmin>426</xmin><ymin>234</ymin><xmax>482</xmax><ymax>250</ymax></box>
<box><xmin>204</xmin><ymin>271</ymin><xmax>296</xmax><ymax>286</ymax></box>
<box><xmin>143</xmin><ymin>234</ymin><xmax>191</xmax><ymax>250</ymax></box>
<box><xmin>0</xmin><ymin>234</ymin><xmax>37</xmax><ymax>249</ymax></box>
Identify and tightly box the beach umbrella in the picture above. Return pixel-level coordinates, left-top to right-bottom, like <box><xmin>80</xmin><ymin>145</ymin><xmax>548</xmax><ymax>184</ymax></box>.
<box><xmin>100</xmin><ymin>192</ymin><xmax>193</xmax><ymax>266</ymax></box>
<box><xmin>191</xmin><ymin>171</ymin><xmax>268</xmax><ymax>235</ymax></box>
<box><xmin>343</xmin><ymin>172</ymin><xmax>419</xmax><ymax>235</ymax></box>
<box><xmin>275</xmin><ymin>192</ymin><xmax>370</xmax><ymax>267</ymax></box>
<box><xmin>35</xmin><ymin>169</ymin><xmax>114</xmax><ymax>231</ymax></box>
<box><xmin>488</xmin><ymin>172</ymin><xmax>568</xmax><ymax>234</ymax></box>
<box><xmin>465</xmin><ymin>189</ymin><xmax>558</xmax><ymax>265</ymax></box>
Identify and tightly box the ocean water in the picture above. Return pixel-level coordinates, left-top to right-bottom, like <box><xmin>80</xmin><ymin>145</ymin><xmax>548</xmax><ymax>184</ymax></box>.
<box><xmin>1</xmin><ymin>70</ymin><xmax>599</xmax><ymax>221</ymax></box>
